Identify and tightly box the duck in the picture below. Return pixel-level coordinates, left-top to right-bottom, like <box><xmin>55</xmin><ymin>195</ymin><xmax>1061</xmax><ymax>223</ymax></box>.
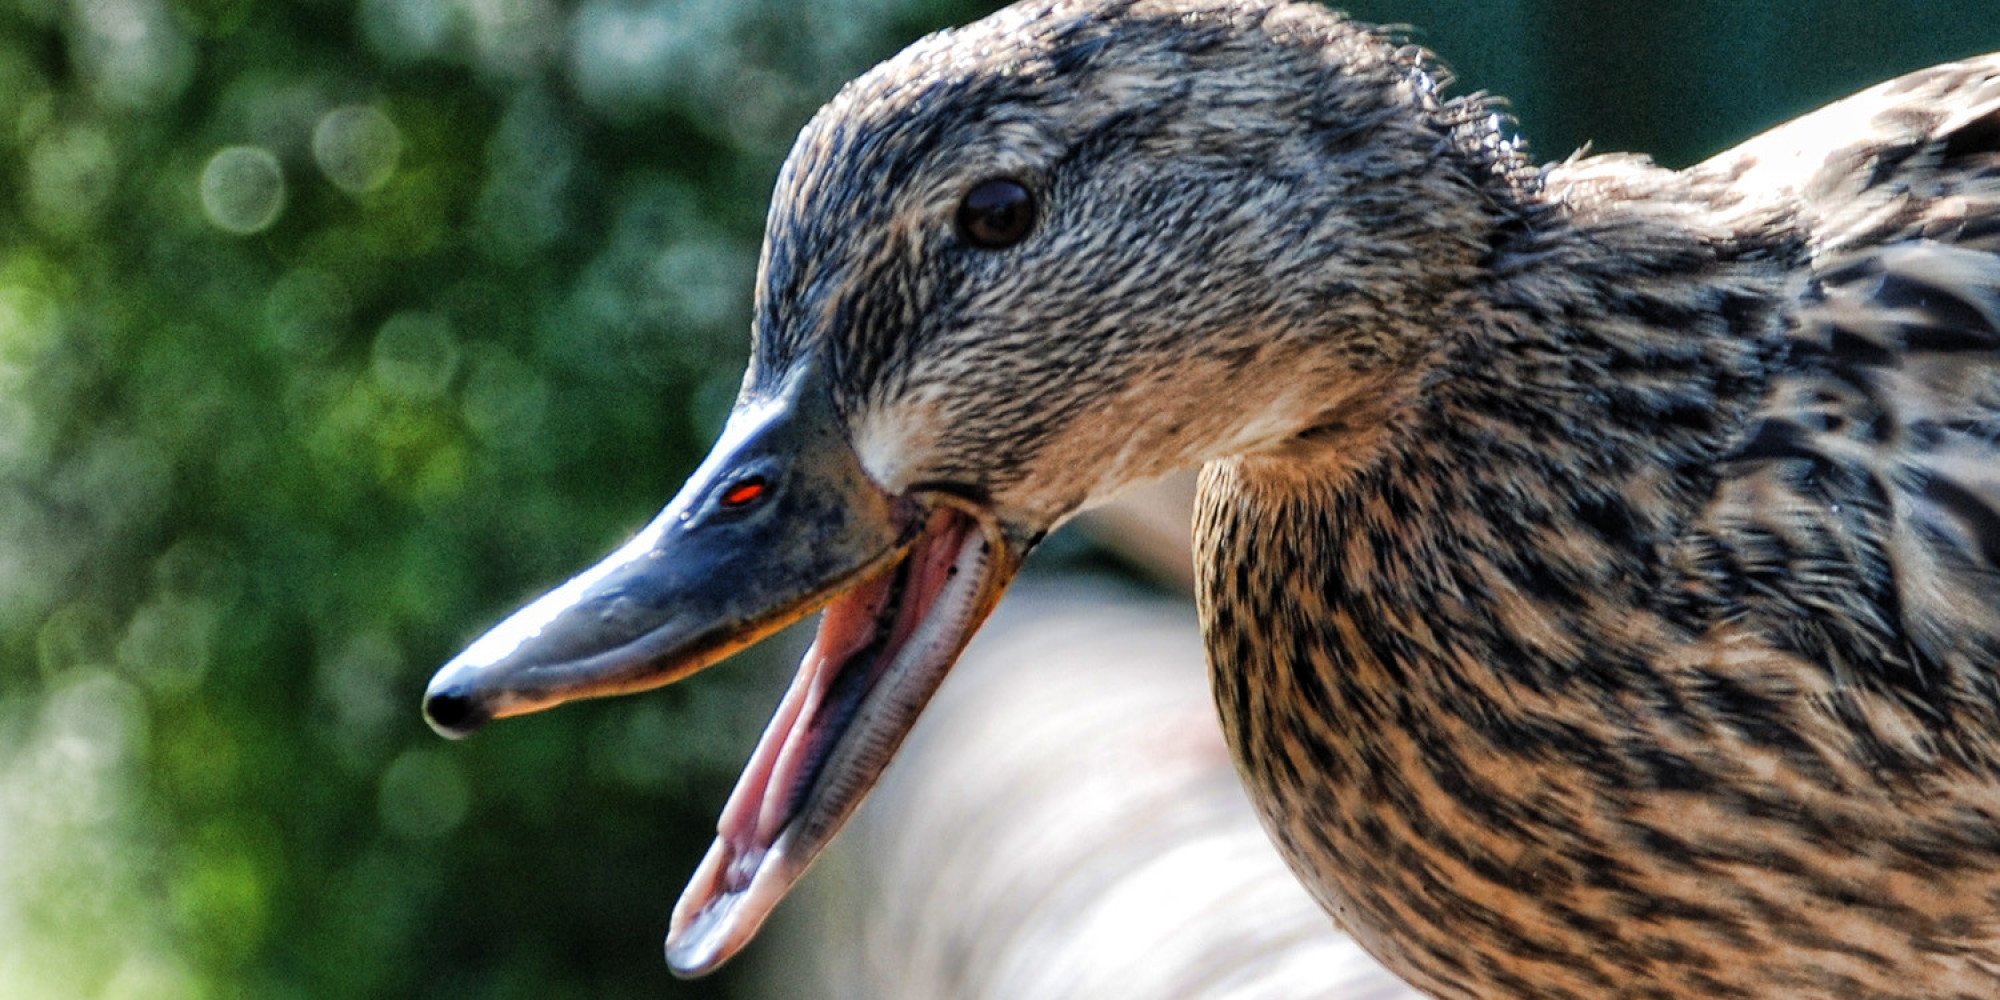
<box><xmin>422</xmin><ymin>1</ymin><xmax>2000</xmax><ymax>997</ymax></box>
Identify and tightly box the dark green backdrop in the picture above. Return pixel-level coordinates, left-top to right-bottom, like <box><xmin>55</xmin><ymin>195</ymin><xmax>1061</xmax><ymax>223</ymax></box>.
<box><xmin>2</xmin><ymin>1</ymin><xmax>1995</xmax><ymax>997</ymax></box>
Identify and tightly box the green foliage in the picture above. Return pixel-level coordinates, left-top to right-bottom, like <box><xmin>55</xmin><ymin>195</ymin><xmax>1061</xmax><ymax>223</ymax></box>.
<box><xmin>0</xmin><ymin>1</ymin><xmax>1994</xmax><ymax>998</ymax></box>
<box><xmin>0</xmin><ymin>0</ymin><xmax>1007</xmax><ymax>996</ymax></box>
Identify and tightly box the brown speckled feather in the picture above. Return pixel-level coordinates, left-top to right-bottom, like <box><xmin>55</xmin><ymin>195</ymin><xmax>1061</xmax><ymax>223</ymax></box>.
<box><xmin>1199</xmin><ymin>50</ymin><xmax>2000</xmax><ymax>1000</ymax></box>
<box><xmin>728</xmin><ymin>2</ymin><xmax>2000</xmax><ymax>997</ymax></box>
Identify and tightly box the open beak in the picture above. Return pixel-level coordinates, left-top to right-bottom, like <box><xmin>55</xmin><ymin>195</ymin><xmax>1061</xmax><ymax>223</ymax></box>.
<box><xmin>422</xmin><ymin>365</ymin><xmax>1023</xmax><ymax>976</ymax></box>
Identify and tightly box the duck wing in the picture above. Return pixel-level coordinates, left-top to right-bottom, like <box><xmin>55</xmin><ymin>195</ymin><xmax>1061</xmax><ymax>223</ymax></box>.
<box><xmin>1694</xmin><ymin>55</ymin><xmax>2000</xmax><ymax>726</ymax></box>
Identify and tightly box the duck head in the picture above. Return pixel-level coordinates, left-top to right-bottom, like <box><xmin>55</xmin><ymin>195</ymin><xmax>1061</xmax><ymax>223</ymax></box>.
<box><xmin>424</xmin><ymin>0</ymin><xmax>1516</xmax><ymax>976</ymax></box>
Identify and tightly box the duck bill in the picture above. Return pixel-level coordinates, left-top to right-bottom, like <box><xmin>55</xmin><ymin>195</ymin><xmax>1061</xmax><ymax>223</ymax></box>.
<box><xmin>665</xmin><ymin>490</ymin><xmax>1015</xmax><ymax>976</ymax></box>
<box><xmin>421</xmin><ymin>366</ymin><xmax>1022</xmax><ymax>977</ymax></box>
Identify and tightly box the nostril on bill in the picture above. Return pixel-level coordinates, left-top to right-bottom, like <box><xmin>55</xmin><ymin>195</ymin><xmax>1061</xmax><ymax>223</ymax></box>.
<box><xmin>423</xmin><ymin>689</ymin><xmax>488</xmax><ymax>738</ymax></box>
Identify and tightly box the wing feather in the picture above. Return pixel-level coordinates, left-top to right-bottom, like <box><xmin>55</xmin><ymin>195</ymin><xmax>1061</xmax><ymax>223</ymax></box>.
<box><xmin>1698</xmin><ymin>55</ymin><xmax>2000</xmax><ymax>710</ymax></box>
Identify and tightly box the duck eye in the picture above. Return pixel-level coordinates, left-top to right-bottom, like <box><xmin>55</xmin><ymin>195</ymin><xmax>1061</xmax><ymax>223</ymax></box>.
<box><xmin>955</xmin><ymin>178</ymin><xmax>1036</xmax><ymax>249</ymax></box>
<box><xmin>718</xmin><ymin>476</ymin><xmax>767</xmax><ymax>509</ymax></box>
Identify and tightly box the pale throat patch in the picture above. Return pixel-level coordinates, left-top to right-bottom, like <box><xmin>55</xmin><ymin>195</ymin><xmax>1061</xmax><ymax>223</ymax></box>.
<box><xmin>849</xmin><ymin>397</ymin><xmax>945</xmax><ymax>496</ymax></box>
<box><xmin>850</xmin><ymin>369</ymin><xmax>1332</xmax><ymax>516</ymax></box>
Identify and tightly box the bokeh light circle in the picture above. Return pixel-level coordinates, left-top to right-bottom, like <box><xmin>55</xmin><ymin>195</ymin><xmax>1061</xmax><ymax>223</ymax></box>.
<box><xmin>311</xmin><ymin>105</ymin><xmax>402</xmax><ymax>194</ymax></box>
<box><xmin>371</xmin><ymin>311</ymin><xmax>460</xmax><ymax>401</ymax></box>
<box><xmin>198</xmin><ymin>146</ymin><xmax>286</xmax><ymax>235</ymax></box>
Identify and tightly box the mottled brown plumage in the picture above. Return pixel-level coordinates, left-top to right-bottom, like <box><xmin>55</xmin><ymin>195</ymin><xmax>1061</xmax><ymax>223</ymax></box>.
<box><xmin>430</xmin><ymin>1</ymin><xmax>2000</xmax><ymax>996</ymax></box>
<box><xmin>1185</xmin><ymin>23</ymin><xmax>2000</xmax><ymax>999</ymax></box>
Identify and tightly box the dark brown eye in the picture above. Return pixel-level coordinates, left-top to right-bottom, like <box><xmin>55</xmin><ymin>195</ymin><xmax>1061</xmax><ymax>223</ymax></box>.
<box><xmin>955</xmin><ymin>178</ymin><xmax>1036</xmax><ymax>249</ymax></box>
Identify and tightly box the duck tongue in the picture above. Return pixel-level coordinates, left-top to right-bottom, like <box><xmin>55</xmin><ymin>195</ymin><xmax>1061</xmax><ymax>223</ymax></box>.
<box><xmin>665</xmin><ymin>505</ymin><xmax>1005</xmax><ymax>976</ymax></box>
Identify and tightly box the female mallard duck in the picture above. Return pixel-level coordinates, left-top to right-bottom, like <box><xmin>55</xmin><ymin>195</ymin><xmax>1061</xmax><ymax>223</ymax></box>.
<box><xmin>423</xmin><ymin>1</ymin><xmax>2000</xmax><ymax>996</ymax></box>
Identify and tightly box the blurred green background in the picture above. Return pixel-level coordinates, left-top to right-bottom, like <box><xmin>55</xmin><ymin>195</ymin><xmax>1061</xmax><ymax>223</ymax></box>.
<box><xmin>3</xmin><ymin>1</ymin><xmax>1997</xmax><ymax>998</ymax></box>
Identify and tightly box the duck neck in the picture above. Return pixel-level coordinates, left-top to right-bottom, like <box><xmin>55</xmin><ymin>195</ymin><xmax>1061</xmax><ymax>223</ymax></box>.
<box><xmin>1196</xmin><ymin>179</ymin><xmax>1796</xmax><ymax>709</ymax></box>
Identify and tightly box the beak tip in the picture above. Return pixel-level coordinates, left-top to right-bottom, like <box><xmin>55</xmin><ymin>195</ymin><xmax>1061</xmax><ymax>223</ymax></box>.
<box><xmin>663</xmin><ymin>943</ymin><xmax>707</xmax><ymax>980</ymax></box>
<box><xmin>422</xmin><ymin>686</ymin><xmax>490</xmax><ymax>739</ymax></box>
<box><xmin>663</xmin><ymin>917</ymin><xmax>731</xmax><ymax>979</ymax></box>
